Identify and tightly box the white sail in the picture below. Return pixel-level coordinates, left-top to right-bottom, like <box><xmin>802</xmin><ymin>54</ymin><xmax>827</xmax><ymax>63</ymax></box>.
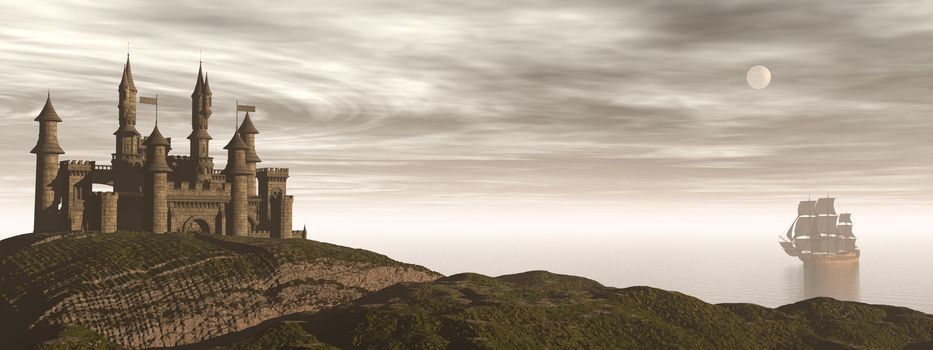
<box><xmin>794</xmin><ymin>217</ymin><xmax>816</xmax><ymax>237</ymax></box>
<box><xmin>798</xmin><ymin>200</ymin><xmax>816</xmax><ymax>216</ymax></box>
<box><xmin>839</xmin><ymin>213</ymin><xmax>852</xmax><ymax>223</ymax></box>
<box><xmin>815</xmin><ymin>198</ymin><xmax>836</xmax><ymax>215</ymax></box>
<box><xmin>817</xmin><ymin>215</ymin><xmax>838</xmax><ymax>234</ymax></box>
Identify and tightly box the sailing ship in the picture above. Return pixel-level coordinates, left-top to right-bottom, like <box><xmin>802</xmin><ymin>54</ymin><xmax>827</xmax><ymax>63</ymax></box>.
<box><xmin>779</xmin><ymin>197</ymin><xmax>859</xmax><ymax>263</ymax></box>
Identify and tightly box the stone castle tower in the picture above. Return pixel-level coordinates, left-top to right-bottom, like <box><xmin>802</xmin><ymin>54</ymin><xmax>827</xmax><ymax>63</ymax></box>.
<box><xmin>31</xmin><ymin>56</ymin><xmax>304</xmax><ymax>239</ymax></box>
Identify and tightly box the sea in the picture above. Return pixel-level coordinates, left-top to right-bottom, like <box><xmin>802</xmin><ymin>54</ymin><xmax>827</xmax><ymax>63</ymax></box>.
<box><xmin>314</xmin><ymin>211</ymin><xmax>933</xmax><ymax>314</ymax></box>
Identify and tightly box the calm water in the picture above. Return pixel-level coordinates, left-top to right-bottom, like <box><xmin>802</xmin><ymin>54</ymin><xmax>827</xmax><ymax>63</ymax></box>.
<box><xmin>317</xmin><ymin>227</ymin><xmax>933</xmax><ymax>313</ymax></box>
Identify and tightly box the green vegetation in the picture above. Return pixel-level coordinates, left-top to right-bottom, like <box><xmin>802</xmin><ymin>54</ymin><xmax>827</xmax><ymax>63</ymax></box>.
<box><xmin>211</xmin><ymin>322</ymin><xmax>338</xmax><ymax>350</ymax></box>
<box><xmin>33</xmin><ymin>325</ymin><xmax>123</xmax><ymax>350</ymax></box>
<box><xmin>201</xmin><ymin>271</ymin><xmax>933</xmax><ymax>350</ymax></box>
<box><xmin>3</xmin><ymin>232</ymin><xmax>932</xmax><ymax>349</ymax></box>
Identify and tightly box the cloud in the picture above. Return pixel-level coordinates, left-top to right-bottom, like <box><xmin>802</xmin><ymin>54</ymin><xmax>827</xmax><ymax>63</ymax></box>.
<box><xmin>1</xmin><ymin>0</ymin><xmax>932</xmax><ymax>231</ymax></box>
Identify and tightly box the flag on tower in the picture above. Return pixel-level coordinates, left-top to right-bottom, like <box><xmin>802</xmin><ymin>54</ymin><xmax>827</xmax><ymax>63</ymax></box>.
<box><xmin>236</xmin><ymin>104</ymin><xmax>255</xmax><ymax>112</ymax></box>
<box><xmin>139</xmin><ymin>96</ymin><xmax>158</xmax><ymax>105</ymax></box>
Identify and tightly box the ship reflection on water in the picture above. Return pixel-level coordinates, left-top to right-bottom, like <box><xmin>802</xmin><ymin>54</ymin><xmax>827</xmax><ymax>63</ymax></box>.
<box><xmin>801</xmin><ymin>262</ymin><xmax>860</xmax><ymax>301</ymax></box>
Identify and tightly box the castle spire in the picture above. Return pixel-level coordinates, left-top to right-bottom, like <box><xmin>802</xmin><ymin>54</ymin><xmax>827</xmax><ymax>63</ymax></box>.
<box><xmin>142</xmin><ymin>124</ymin><xmax>171</xmax><ymax>173</ymax></box>
<box><xmin>34</xmin><ymin>93</ymin><xmax>63</xmax><ymax>123</ymax></box>
<box><xmin>192</xmin><ymin>62</ymin><xmax>204</xmax><ymax>96</ymax></box>
<box><xmin>33</xmin><ymin>93</ymin><xmax>65</xmax><ymax>233</ymax></box>
<box><xmin>203</xmin><ymin>72</ymin><xmax>212</xmax><ymax>94</ymax></box>
<box><xmin>119</xmin><ymin>54</ymin><xmax>135</xmax><ymax>89</ymax></box>
<box><xmin>31</xmin><ymin>93</ymin><xmax>65</xmax><ymax>154</ymax></box>
<box><xmin>114</xmin><ymin>53</ymin><xmax>141</xmax><ymax>174</ymax></box>
<box><xmin>238</xmin><ymin>111</ymin><xmax>259</xmax><ymax>134</ymax></box>
<box><xmin>189</xmin><ymin>61</ymin><xmax>214</xmax><ymax>183</ymax></box>
<box><xmin>223</xmin><ymin>130</ymin><xmax>250</xmax><ymax>151</ymax></box>
<box><xmin>239</xmin><ymin>112</ymin><xmax>261</xmax><ymax>163</ymax></box>
<box><xmin>238</xmin><ymin>112</ymin><xmax>261</xmax><ymax>196</ymax></box>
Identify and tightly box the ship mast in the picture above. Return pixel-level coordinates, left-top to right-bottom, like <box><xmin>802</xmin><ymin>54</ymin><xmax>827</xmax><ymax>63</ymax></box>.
<box><xmin>814</xmin><ymin>197</ymin><xmax>838</xmax><ymax>254</ymax></box>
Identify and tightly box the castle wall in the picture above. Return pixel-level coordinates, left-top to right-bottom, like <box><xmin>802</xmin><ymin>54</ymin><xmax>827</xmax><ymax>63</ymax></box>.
<box><xmin>168</xmin><ymin>200</ymin><xmax>225</xmax><ymax>233</ymax></box>
<box><xmin>62</xmin><ymin>161</ymin><xmax>94</xmax><ymax>231</ymax></box>
<box><xmin>112</xmin><ymin>162</ymin><xmax>144</xmax><ymax>193</ymax></box>
<box><xmin>117</xmin><ymin>193</ymin><xmax>144</xmax><ymax>231</ymax></box>
<box><xmin>101</xmin><ymin>192</ymin><xmax>118</xmax><ymax>233</ymax></box>
<box><xmin>257</xmin><ymin>168</ymin><xmax>289</xmax><ymax>225</ymax></box>
<box><xmin>86</xmin><ymin>191</ymin><xmax>119</xmax><ymax>233</ymax></box>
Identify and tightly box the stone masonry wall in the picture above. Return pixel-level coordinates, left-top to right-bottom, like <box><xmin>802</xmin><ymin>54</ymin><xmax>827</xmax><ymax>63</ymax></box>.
<box><xmin>101</xmin><ymin>192</ymin><xmax>118</xmax><ymax>233</ymax></box>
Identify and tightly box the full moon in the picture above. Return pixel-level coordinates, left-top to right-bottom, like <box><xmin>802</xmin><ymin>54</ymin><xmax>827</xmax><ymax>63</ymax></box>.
<box><xmin>746</xmin><ymin>65</ymin><xmax>771</xmax><ymax>89</ymax></box>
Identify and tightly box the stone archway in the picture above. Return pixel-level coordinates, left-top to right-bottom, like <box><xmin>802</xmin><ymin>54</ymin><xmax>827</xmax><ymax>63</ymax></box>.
<box><xmin>182</xmin><ymin>217</ymin><xmax>211</xmax><ymax>233</ymax></box>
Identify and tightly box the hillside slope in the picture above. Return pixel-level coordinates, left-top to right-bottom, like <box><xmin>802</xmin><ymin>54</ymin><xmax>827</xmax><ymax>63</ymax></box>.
<box><xmin>0</xmin><ymin>232</ymin><xmax>441</xmax><ymax>349</ymax></box>
<box><xmin>201</xmin><ymin>271</ymin><xmax>933</xmax><ymax>350</ymax></box>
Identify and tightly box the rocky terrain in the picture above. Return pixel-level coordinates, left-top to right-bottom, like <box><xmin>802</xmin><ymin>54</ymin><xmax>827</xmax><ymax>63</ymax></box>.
<box><xmin>0</xmin><ymin>232</ymin><xmax>440</xmax><ymax>349</ymax></box>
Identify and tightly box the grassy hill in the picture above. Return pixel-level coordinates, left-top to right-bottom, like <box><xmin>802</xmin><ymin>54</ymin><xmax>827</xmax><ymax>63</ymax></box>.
<box><xmin>0</xmin><ymin>231</ymin><xmax>440</xmax><ymax>349</ymax></box>
<box><xmin>199</xmin><ymin>271</ymin><xmax>933</xmax><ymax>350</ymax></box>
<box><xmin>4</xmin><ymin>232</ymin><xmax>933</xmax><ymax>349</ymax></box>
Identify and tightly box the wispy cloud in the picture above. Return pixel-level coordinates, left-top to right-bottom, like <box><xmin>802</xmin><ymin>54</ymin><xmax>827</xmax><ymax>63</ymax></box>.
<box><xmin>1</xmin><ymin>0</ymin><xmax>932</xmax><ymax>234</ymax></box>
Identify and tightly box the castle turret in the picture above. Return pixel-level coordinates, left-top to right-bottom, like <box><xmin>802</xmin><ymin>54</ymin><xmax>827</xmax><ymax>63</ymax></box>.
<box><xmin>238</xmin><ymin>112</ymin><xmax>261</xmax><ymax>196</ymax></box>
<box><xmin>114</xmin><ymin>55</ymin><xmax>141</xmax><ymax>164</ymax></box>
<box><xmin>31</xmin><ymin>93</ymin><xmax>65</xmax><ymax>233</ymax></box>
<box><xmin>188</xmin><ymin>64</ymin><xmax>214</xmax><ymax>183</ymax></box>
<box><xmin>224</xmin><ymin>131</ymin><xmax>251</xmax><ymax>236</ymax></box>
<box><xmin>143</xmin><ymin>125</ymin><xmax>171</xmax><ymax>233</ymax></box>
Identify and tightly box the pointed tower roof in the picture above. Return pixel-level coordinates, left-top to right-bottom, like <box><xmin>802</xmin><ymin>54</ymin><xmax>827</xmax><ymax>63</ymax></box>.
<box><xmin>143</xmin><ymin>125</ymin><xmax>172</xmax><ymax>173</ymax></box>
<box><xmin>192</xmin><ymin>62</ymin><xmax>204</xmax><ymax>96</ymax></box>
<box><xmin>223</xmin><ymin>130</ymin><xmax>250</xmax><ymax>150</ymax></box>
<box><xmin>238</xmin><ymin>112</ymin><xmax>259</xmax><ymax>134</ymax></box>
<box><xmin>203</xmin><ymin>72</ymin><xmax>212</xmax><ymax>94</ymax></box>
<box><xmin>119</xmin><ymin>55</ymin><xmax>136</xmax><ymax>89</ymax></box>
<box><xmin>187</xmin><ymin>128</ymin><xmax>212</xmax><ymax>140</ymax></box>
<box><xmin>245</xmin><ymin>146</ymin><xmax>262</xmax><ymax>163</ymax></box>
<box><xmin>34</xmin><ymin>92</ymin><xmax>62</xmax><ymax>122</ymax></box>
<box><xmin>142</xmin><ymin>124</ymin><xmax>170</xmax><ymax>147</ymax></box>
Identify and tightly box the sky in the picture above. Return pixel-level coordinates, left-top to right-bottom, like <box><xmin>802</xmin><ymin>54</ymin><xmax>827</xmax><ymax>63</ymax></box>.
<box><xmin>1</xmin><ymin>0</ymin><xmax>933</xmax><ymax>241</ymax></box>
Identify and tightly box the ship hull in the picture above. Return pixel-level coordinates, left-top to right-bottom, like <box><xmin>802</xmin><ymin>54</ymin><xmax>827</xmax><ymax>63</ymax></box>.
<box><xmin>798</xmin><ymin>250</ymin><xmax>859</xmax><ymax>264</ymax></box>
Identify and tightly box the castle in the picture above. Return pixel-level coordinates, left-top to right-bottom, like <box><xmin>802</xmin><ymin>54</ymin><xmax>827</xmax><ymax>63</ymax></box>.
<box><xmin>31</xmin><ymin>56</ymin><xmax>304</xmax><ymax>239</ymax></box>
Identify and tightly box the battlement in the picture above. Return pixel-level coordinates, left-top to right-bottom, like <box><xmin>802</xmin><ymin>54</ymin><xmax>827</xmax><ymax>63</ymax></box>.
<box><xmin>169</xmin><ymin>180</ymin><xmax>230</xmax><ymax>194</ymax></box>
<box><xmin>257</xmin><ymin>167</ymin><xmax>289</xmax><ymax>180</ymax></box>
<box><xmin>112</xmin><ymin>153</ymin><xmax>144</xmax><ymax>161</ymax></box>
<box><xmin>258</xmin><ymin>167</ymin><xmax>289</xmax><ymax>173</ymax></box>
<box><xmin>60</xmin><ymin>160</ymin><xmax>95</xmax><ymax>173</ymax></box>
<box><xmin>168</xmin><ymin>155</ymin><xmax>191</xmax><ymax>161</ymax></box>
